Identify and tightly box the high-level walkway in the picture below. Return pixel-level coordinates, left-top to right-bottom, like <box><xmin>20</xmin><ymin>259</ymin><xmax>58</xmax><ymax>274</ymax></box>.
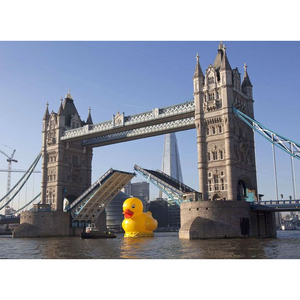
<box><xmin>61</xmin><ymin>101</ymin><xmax>195</xmax><ymax>147</ymax></box>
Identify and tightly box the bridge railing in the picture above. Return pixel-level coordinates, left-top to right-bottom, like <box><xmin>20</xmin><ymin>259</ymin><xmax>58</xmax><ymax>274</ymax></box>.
<box><xmin>257</xmin><ymin>200</ymin><xmax>300</xmax><ymax>205</ymax></box>
<box><xmin>61</xmin><ymin>101</ymin><xmax>195</xmax><ymax>141</ymax></box>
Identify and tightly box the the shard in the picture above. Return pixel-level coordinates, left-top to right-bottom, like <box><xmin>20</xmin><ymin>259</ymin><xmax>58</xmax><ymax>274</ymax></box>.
<box><xmin>159</xmin><ymin>133</ymin><xmax>183</xmax><ymax>197</ymax></box>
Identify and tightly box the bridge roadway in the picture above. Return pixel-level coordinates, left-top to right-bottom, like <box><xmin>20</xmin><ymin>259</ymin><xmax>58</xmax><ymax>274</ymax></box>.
<box><xmin>1</xmin><ymin>201</ymin><xmax>299</xmax><ymax>227</ymax></box>
<box><xmin>252</xmin><ymin>200</ymin><xmax>300</xmax><ymax>212</ymax></box>
<box><xmin>0</xmin><ymin>215</ymin><xmax>20</xmax><ymax>225</ymax></box>
<box><xmin>61</xmin><ymin>101</ymin><xmax>195</xmax><ymax>147</ymax></box>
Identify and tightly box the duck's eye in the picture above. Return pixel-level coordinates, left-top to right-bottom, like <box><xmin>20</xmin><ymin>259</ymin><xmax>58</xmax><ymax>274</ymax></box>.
<box><xmin>132</xmin><ymin>204</ymin><xmax>135</xmax><ymax>209</ymax></box>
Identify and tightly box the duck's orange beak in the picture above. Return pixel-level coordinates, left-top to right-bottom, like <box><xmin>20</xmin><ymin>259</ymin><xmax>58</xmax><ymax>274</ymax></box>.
<box><xmin>123</xmin><ymin>209</ymin><xmax>134</xmax><ymax>219</ymax></box>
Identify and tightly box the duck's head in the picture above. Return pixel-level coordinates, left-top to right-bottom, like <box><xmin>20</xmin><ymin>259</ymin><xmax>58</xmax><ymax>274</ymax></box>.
<box><xmin>122</xmin><ymin>197</ymin><xmax>143</xmax><ymax>219</ymax></box>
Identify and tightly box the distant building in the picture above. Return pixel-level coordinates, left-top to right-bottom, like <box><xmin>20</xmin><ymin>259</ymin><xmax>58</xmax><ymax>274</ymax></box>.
<box><xmin>157</xmin><ymin>133</ymin><xmax>182</xmax><ymax>228</ymax></box>
<box><xmin>105</xmin><ymin>191</ymin><xmax>130</xmax><ymax>232</ymax></box>
<box><xmin>4</xmin><ymin>206</ymin><xmax>16</xmax><ymax>215</ymax></box>
<box><xmin>123</xmin><ymin>181</ymin><xmax>149</xmax><ymax>205</ymax></box>
<box><xmin>146</xmin><ymin>198</ymin><xmax>168</xmax><ymax>228</ymax></box>
<box><xmin>159</xmin><ymin>133</ymin><xmax>183</xmax><ymax>198</ymax></box>
<box><xmin>167</xmin><ymin>201</ymin><xmax>180</xmax><ymax>228</ymax></box>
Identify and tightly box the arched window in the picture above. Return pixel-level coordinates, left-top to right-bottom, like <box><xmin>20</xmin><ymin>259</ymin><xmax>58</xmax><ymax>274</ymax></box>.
<box><xmin>213</xmin><ymin>175</ymin><xmax>219</xmax><ymax>184</ymax></box>
<box><xmin>219</xmin><ymin>150</ymin><xmax>223</xmax><ymax>160</ymax></box>
<box><xmin>221</xmin><ymin>179</ymin><xmax>225</xmax><ymax>190</ymax></box>
<box><xmin>213</xmin><ymin>152</ymin><xmax>218</xmax><ymax>160</ymax></box>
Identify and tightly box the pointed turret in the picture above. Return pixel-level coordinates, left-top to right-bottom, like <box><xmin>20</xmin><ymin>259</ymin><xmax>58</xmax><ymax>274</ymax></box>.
<box><xmin>219</xmin><ymin>43</ymin><xmax>232</xmax><ymax>87</ymax></box>
<box><xmin>57</xmin><ymin>98</ymin><xmax>64</xmax><ymax>116</ymax></box>
<box><xmin>43</xmin><ymin>102</ymin><xmax>50</xmax><ymax>120</ymax></box>
<box><xmin>220</xmin><ymin>46</ymin><xmax>232</xmax><ymax>71</ymax></box>
<box><xmin>86</xmin><ymin>107</ymin><xmax>93</xmax><ymax>125</ymax></box>
<box><xmin>193</xmin><ymin>53</ymin><xmax>204</xmax><ymax>79</ymax></box>
<box><xmin>242</xmin><ymin>63</ymin><xmax>253</xmax><ymax>87</ymax></box>
<box><xmin>193</xmin><ymin>53</ymin><xmax>204</xmax><ymax>97</ymax></box>
<box><xmin>213</xmin><ymin>42</ymin><xmax>224</xmax><ymax>71</ymax></box>
<box><xmin>242</xmin><ymin>63</ymin><xmax>253</xmax><ymax>99</ymax></box>
<box><xmin>66</xmin><ymin>89</ymin><xmax>73</xmax><ymax>100</ymax></box>
<box><xmin>61</xmin><ymin>89</ymin><xmax>82</xmax><ymax>127</ymax></box>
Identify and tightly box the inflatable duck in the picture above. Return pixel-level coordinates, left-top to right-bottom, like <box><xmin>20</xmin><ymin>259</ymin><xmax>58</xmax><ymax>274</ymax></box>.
<box><xmin>122</xmin><ymin>197</ymin><xmax>158</xmax><ymax>237</ymax></box>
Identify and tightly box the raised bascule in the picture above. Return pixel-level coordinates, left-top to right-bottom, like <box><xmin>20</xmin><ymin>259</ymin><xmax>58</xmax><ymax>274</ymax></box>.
<box><xmin>14</xmin><ymin>43</ymin><xmax>281</xmax><ymax>239</ymax></box>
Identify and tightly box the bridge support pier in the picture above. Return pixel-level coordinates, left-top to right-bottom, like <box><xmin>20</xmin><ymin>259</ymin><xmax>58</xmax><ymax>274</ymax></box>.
<box><xmin>179</xmin><ymin>201</ymin><xmax>277</xmax><ymax>239</ymax></box>
<box><xmin>13</xmin><ymin>211</ymin><xmax>107</xmax><ymax>238</ymax></box>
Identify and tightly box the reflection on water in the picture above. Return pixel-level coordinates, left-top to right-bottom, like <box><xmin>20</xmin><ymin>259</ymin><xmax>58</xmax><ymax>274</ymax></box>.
<box><xmin>1</xmin><ymin>231</ymin><xmax>300</xmax><ymax>259</ymax></box>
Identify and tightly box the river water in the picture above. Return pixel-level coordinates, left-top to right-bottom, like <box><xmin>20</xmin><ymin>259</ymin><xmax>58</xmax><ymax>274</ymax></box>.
<box><xmin>1</xmin><ymin>230</ymin><xmax>300</xmax><ymax>259</ymax></box>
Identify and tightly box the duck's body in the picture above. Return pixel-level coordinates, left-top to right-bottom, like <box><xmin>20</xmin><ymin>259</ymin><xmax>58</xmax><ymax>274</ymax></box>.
<box><xmin>122</xmin><ymin>197</ymin><xmax>158</xmax><ymax>237</ymax></box>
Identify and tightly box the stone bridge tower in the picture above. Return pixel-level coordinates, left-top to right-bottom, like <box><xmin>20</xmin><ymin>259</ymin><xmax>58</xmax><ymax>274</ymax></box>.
<box><xmin>193</xmin><ymin>43</ymin><xmax>257</xmax><ymax>201</ymax></box>
<box><xmin>178</xmin><ymin>44</ymin><xmax>274</xmax><ymax>240</ymax></box>
<box><xmin>41</xmin><ymin>91</ymin><xmax>93</xmax><ymax>211</ymax></box>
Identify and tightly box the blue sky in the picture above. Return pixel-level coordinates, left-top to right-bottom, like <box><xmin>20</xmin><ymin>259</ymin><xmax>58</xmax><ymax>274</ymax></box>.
<box><xmin>1</xmin><ymin>41</ymin><xmax>300</xmax><ymax>212</ymax></box>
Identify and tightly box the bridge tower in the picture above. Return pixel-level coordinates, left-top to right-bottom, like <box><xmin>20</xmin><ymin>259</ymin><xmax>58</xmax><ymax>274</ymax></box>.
<box><xmin>194</xmin><ymin>43</ymin><xmax>257</xmax><ymax>201</ymax></box>
<box><xmin>179</xmin><ymin>43</ymin><xmax>272</xmax><ymax>239</ymax></box>
<box><xmin>41</xmin><ymin>91</ymin><xmax>93</xmax><ymax>211</ymax></box>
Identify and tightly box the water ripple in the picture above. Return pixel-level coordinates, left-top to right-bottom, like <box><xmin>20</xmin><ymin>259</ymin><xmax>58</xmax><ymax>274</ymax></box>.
<box><xmin>1</xmin><ymin>231</ymin><xmax>300</xmax><ymax>259</ymax></box>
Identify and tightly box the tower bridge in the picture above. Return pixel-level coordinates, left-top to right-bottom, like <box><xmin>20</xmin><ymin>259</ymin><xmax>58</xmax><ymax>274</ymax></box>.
<box><xmin>12</xmin><ymin>42</ymin><xmax>298</xmax><ymax>239</ymax></box>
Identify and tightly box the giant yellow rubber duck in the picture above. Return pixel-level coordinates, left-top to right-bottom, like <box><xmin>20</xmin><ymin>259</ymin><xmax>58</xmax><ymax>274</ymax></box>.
<box><xmin>122</xmin><ymin>197</ymin><xmax>158</xmax><ymax>237</ymax></box>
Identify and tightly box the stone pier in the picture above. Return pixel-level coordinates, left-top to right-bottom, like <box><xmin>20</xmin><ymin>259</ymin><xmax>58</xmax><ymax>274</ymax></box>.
<box><xmin>179</xmin><ymin>201</ymin><xmax>277</xmax><ymax>239</ymax></box>
<box><xmin>13</xmin><ymin>211</ymin><xmax>107</xmax><ymax>238</ymax></box>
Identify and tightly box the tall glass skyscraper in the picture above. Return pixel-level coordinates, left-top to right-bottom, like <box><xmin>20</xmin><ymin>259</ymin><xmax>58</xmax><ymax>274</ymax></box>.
<box><xmin>159</xmin><ymin>133</ymin><xmax>183</xmax><ymax>198</ymax></box>
<box><xmin>158</xmin><ymin>133</ymin><xmax>182</xmax><ymax>228</ymax></box>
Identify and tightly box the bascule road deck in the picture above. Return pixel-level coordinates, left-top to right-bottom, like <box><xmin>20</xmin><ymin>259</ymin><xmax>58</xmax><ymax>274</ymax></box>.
<box><xmin>69</xmin><ymin>168</ymin><xmax>135</xmax><ymax>224</ymax></box>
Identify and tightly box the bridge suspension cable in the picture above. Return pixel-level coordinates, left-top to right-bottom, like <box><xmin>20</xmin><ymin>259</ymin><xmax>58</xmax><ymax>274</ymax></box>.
<box><xmin>0</xmin><ymin>152</ymin><xmax>41</xmax><ymax>210</ymax></box>
<box><xmin>233</xmin><ymin>107</ymin><xmax>300</xmax><ymax>160</ymax></box>
<box><xmin>233</xmin><ymin>107</ymin><xmax>299</xmax><ymax>200</ymax></box>
<box><xmin>6</xmin><ymin>193</ymin><xmax>41</xmax><ymax>215</ymax></box>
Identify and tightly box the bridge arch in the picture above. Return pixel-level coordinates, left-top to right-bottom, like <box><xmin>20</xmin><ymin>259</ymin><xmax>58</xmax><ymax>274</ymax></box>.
<box><xmin>63</xmin><ymin>195</ymin><xmax>77</xmax><ymax>211</ymax></box>
<box><xmin>237</xmin><ymin>176</ymin><xmax>255</xmax><ymax>202</ymax></box>
<box><xmin>212</xmin><ymin>193</ymin><xmax>222</xmax><ymax>201</ymax></box>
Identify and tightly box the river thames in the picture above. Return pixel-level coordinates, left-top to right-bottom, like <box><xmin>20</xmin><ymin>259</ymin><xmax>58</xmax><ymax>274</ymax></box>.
<box><xmin>1</xmin><ymin>230</ymin><xmax>300</xmax><ymax>259</ymax></box>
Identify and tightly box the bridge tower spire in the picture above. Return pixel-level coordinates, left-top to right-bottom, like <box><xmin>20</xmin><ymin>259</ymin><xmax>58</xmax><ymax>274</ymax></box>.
<box><xmin>242</xmin><ymin>62</ymin><xmax>253</xmax><ymax>99</ymax></box>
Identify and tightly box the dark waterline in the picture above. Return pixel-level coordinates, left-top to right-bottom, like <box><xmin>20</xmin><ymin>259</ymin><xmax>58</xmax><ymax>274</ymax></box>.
<box><xmin>1</xmin><ymin>230</ymin><xmax>300</xmax><ymax>259</ymax></box>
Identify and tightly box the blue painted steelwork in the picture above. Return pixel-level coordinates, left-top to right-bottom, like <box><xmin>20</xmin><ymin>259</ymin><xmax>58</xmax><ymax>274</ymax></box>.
<box><xmin>138</xmin><ymin>169</ymin><xmax>179</xmax><ymax>205</ymax></box>
<box><xmin>0</xmin><ymin>215</ymin><xmax>20</xmax><ymax>224</ymax></box>
<box><xmin>134</xmin><ymin>165</ymin><xmax>200</xmax><ymax>206</ymax></box>
<box><xmin>233</xmin><ymin>107</ymin><xmax>300</xmax><ymax>159</ymax></box>
<box><xmin>252</xmin><ymin>200</ymin><xmax>300</xmax><ymax>211</ymax></box>
<box><xmin>0</xmin><ymin>152</ymin><xmax>41</xmax><ymax>210</ymax></box>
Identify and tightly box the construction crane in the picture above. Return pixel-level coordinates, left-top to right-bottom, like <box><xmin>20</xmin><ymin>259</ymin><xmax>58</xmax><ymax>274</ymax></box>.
<box><xmin>0</xmin><ymin>169</ymin><xmax>40</xmax><ymax>173</ymax></box>
<box><xmin>0</xmin><ymin>147</ymin><xmax>18</xmax><ymax>202</ymax></box>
